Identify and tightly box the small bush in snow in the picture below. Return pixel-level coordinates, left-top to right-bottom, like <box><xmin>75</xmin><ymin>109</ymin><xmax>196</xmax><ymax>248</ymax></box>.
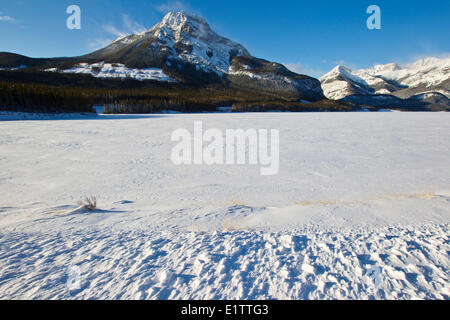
<box><xmin>77</xmin><ymin>196</ymin><xmax>97</xmax><ymax>211</ymax></box>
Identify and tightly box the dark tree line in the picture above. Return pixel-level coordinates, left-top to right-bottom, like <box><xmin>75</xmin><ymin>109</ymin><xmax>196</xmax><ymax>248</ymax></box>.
<box><xmin>0</xmin><ymin>73</ymin><xmax>359</xmax><ymax>114</ymax></box>
<box><xmin>0</xmin><ymin>82</ymin><xmax>94</xmax><ymax>113</ymax></box>
<box><xmin>104</xmin><ymin>98</ymin><xmax>187</xmax><ymax>114</ymax></box>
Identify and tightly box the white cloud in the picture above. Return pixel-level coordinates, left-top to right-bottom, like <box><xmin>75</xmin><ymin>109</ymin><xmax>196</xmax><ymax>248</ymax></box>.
<box><xmin>155</xmin><ymin>0</ymin><xmax>190</xmax><ymax>13</ymax></box>
<box><xmin>88</xmin><ymin>14</ymin><xmax>147</xmax><ymax>51</ymax></box>
<box><xmin>122</xmin><ymin>14</ymin><xmax>146</xmax><ymax>34</ymax></box>
<box><xmin>102</xmin><ymin>14</ymin><xmax>147</xmax><ymax>40</ymax></box>
<box><xmin>0</xmin><ymin>13</ymin><xmax>16</xmax><ymax>23</ymax></box>
<box><xmin>405</xmin><ymin>52</ymin><xmax>450</xmax><ymax>63</ymax></box>
<box><xmin>102</xmin><ymin>24</ymin><xmax>127</xmax><ymax>39</ymax></box>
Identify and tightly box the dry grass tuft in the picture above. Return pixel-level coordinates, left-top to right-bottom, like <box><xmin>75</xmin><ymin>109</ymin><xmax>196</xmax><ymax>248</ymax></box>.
<box><xmin>295</xmin><ymin>191</ymin><xmax>437</xmax><ymax>207</ymax></box>
<box><xmin>229</xmin><ymin>197</ymin><xmax>246</xmax><ymax>207</ymax></box>
<box><xmin>77</xmin><ymin>196</ymin><xmax>97</xmax><ymax>211</ymax></box>
<box><xmin>221</xmin><ymin>218</ymin><xmax>246</xmax><ymax>232</ymax></box>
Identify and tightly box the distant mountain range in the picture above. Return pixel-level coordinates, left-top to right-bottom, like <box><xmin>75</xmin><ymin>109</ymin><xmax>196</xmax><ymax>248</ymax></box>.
<box><xmin>319</xmin><ymin>58</ymin><xmax>450</xmax><ymax>110</ymax></box>
<box><xmin>0</xmin><ymin>11</ymin><xmax>449</xmax><ymax>111</ymax></box>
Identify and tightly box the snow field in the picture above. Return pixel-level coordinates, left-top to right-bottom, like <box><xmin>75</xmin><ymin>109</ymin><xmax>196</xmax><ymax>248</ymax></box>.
<box><xmin>0</xmin><ymin>224</ymin><xmax>448</xmax><ymax>299</ymax></box>
<box><xmin>0</xmin><ymin>112</ymin><xmax>449</xmax><ymax>299</ymax></box>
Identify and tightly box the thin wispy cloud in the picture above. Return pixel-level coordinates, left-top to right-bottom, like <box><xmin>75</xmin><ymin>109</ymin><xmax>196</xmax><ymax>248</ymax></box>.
<box><xmin>122</xmin><ymin>14</ymin><xmax>147</xmax><ymax>34</ymax></box>
<box><xmin>155</xmin><ymin>0</ymin><xmax>190</xmax><ymax>13</ymax></box>
<box><xmin>102</xmin><ymin>14</ymin><xmax>146</xmax><ymax>39</ymax></box>
<box><xmin>406</xmin><ymin>52</ymin><xmax>450</xmax><ymax>63</ymax></box>
<box><xmin>0</xmin><ymin>11</ymin><xmax>17</xmax><ymax>23</ymax></box>
<box><xmin>102</xmin><ymin>24</ymin><xmax>127</xmax><ymax>39</ymax></box>
<box><xmin>90</xmin><ymin>14</ymin><xmax>147</xmax><ymax>50</ymax></box>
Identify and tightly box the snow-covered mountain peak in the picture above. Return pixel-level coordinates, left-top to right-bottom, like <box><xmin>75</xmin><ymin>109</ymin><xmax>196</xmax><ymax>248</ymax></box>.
<box><xmin>326</xmin><ymin>65</ymin><xmax>352</xmax><ymax>75</ymax></box>
<box><xmin>366</xmin><ymin>63</ymin><xmax>402</xmax><ymax>73</ymax></box>
<box><xmin>319</xmin><ymin>65</ymin><xmax>372</xmax><ymax>100</ymax></box>
<box><xmin>90</xmin><ymin>11</ymin><xmax>250</xmax><ymax>77</ymax></box>
<box><xmin>408</xmin><ymin>56</ymin><xmax>450</xmax><ymax>69</ymax></box>
<box><xmin>150</xmin><ymin>11</ymin><xmax>212</xmax><ymax>41</ymax></box>
<box><xmin>159</xmin><ymin>11</ymin><xmax>208</xmax><ymax>30</ymax></box>
<box><xmin>321</xmin><ymin>57</ymin><xmax>450</xmax><ymax>100</ymax></box>
<box><xmin>321</xmin><ymin>65</ymin><xmax>367</xmax><ymax>87</ymax></box>
<box><xmin>148</xmin><ymin>11</ymin><xmax>247</xmax><ymax>53</ymax></box>
<box><xmin>320</xmin><ymin>66</ymin><xmax>347</xmax><ymax>83</ymax></box>
<box><xmin>138</xmin><ymin>11</ymin><xmax>249</xmax><ymax>75</ymax></box>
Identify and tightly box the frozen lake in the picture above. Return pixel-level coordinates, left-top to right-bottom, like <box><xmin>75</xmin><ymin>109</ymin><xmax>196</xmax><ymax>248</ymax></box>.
<box><xmin>0</xmin><ymin>112</ymin><xmax>449</xmax><ymax>299</ymax></box>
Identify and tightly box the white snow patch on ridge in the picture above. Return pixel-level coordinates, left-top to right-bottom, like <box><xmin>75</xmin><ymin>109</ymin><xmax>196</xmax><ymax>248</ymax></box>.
<box><xmin>0</xmin><ymin>65</ymin><xmax>27</xmax><ymax>71</ymax></box>
<box><xmin>46</xmin><ymin>62</ymin><xmax>177</xmax><ymax>82</ymax></box>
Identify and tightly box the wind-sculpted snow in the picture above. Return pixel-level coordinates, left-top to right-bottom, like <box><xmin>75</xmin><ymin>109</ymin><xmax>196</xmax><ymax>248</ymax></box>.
<box><xmin>0</xmin><ymin>224</ymin><xmax>448</xmax><ymax>299</ymax></box>
<box><xmin>0</xmin><ymin>112</ymin><xmax>449</xmax><ymax>299</ymax></box>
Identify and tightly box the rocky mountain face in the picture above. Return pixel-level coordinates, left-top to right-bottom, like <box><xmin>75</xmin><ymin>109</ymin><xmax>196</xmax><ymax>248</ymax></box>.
<box><xmin>0</xmin><ymin>11</ymin><xmax>324</xmax><ymax>102</ymax></box>
<box><xmin>227</xmin><ymin>56</ymin><xmax>324</xmax><ymax>101</ymax></box>
<box><xmin>320</xmin><ymin>58</ymin><xmax>450</xmax><ymax>110</ymax></box>
<box><xmin>83</xmin><ymin>12</ymin><xmax>250</xmax><ymax>79</ymax></box>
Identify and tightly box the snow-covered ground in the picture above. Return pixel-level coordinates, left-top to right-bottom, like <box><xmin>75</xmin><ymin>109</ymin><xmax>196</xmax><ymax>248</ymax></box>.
<box><xmin>0</xmin><ymin>112</ymin><xmax>449</xmax><ymax>299</ymax></box>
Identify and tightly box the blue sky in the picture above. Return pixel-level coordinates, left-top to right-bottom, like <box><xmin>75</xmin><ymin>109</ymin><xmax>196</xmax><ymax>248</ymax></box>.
<box><xmin>1</xmin><ymin>0</ymin><xmax>449</xmax><ymax>77</ymax></box>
